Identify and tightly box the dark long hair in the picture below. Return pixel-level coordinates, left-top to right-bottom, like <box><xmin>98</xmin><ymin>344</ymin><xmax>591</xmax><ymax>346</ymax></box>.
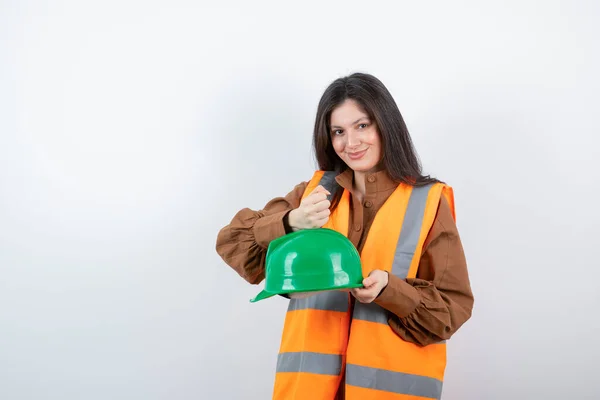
<box><xmin>312</xmin><ymin>72</ymin><xmax>439</xmax><ymax>208</ymax></box>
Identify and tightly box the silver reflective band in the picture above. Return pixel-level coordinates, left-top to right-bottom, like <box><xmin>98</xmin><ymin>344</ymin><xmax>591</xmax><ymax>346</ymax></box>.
<box><xmin>346</xmin><ymin>364</ymin><xmax>443</xmax><ymax>399</ymax></box>
<box><xmin>288</xmin><ymin>290</ymin><xmax>349</xmax><ymax>312</ymax></box>
<box><xmin>391</xmin><ymin>184</ymin><xmax>432</xmax><ymax>279</ymax></box>
<box><xmin>276</xmin><ymin>352</ymin><xmax>342</xmax><ymax>376</ymax></box>
<box><xmin>352</xmin><ymin>301</ymin><xmax>388</xmax><ymax>325</ymax></box>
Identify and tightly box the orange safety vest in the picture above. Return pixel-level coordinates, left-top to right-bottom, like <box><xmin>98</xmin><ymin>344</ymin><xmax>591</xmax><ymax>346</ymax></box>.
<box><xmin>272</xmin><ymin>170</ymin><xmax>456</xmax><ymax>400</ymax></box>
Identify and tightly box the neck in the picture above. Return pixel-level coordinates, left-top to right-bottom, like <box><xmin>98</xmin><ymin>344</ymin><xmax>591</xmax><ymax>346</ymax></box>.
<box><xmin>353</xmin><ymin>171</ymin><xmax>367</xmax><ymax>198</ymax></box>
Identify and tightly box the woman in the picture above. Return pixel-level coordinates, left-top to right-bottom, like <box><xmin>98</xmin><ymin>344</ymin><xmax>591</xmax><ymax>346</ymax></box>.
<box><xmin>216</xmin><ymin>72</ymin><xmax>474</xmax><ymax>400</ymax></box>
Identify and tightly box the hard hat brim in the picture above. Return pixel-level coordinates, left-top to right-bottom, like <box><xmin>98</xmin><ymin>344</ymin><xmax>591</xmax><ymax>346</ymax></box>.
<box><xmin>249</xmin><ymin>290</ymin><xmax>277</xmax><ymax>303</ymax></box>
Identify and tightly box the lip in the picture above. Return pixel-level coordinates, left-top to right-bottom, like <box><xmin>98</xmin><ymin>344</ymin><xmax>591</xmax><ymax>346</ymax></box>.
<box><xmin>347</xmin><ymin>149</ymin><xmax>368</xmax><ymax>160</ymax></box>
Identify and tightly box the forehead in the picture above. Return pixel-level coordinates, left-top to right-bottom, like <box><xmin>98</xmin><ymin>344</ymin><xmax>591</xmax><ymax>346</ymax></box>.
<box><xmin>330</xmin><ymin>99</ymin><xmax>369</xmax><ymax>125</ymax></box>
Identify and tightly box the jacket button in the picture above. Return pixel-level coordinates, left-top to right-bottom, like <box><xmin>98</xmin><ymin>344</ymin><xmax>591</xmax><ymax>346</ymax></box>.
<box><xmin>364</xmin><ymin>201</ymin><xmax>373</xmax><ymax>208</ymax></box>
<box><xmin>354</xmin><ymin>224</ymin><xmax>361</xmax><ymax>231</ymax></box>
<box><xmin>367</xmin><ymin>175</ymin><xmax>376</xmax><ymax>183</ymax></box>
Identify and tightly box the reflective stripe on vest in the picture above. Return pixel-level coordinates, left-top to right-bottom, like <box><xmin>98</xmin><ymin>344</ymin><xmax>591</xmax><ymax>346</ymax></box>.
<box><xmin>273</xmin><ymin>171</ymin><xmax>453</xmax><ymax>400</ymax></box>
<box><xmin>277</xmin><ymin>352</ymin><xmax>342</xmax><ymax>376</ymax></box>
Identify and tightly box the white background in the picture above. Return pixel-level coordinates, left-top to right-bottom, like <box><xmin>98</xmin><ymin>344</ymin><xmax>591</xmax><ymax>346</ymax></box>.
<box><xmin>1</xmin><ymin>1</ymin><xmax>599</xmax><ymax>399</ymax></box>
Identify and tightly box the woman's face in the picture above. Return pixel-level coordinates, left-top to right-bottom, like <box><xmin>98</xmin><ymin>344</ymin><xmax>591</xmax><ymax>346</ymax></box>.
<box><xmin>330</xmin><ymin>99</ymin><xmax>382</xmax><ymax>173</ymax></box>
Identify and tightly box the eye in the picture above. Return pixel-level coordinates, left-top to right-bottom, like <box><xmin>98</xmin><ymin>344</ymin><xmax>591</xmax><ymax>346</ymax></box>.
<box><xmin>358</xmin><ymin>123</ymin><xmax>368</xmax><ymax>129</ymax></box>
<box><xmin>333</xmin><ymin>129</ymin><xmax>343</xmax><ymax>135</ymax></box>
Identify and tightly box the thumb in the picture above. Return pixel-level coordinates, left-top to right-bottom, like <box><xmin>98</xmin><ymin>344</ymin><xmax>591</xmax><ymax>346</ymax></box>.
<box><xmin>364</xmin><ymin>270</ymin><xmax>382</xmax><ymax>287</ymax></box>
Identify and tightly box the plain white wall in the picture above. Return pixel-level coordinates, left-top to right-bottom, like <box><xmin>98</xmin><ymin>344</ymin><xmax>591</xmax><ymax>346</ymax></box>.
<box><xmin>1</xmin><ymin>1</ymin><xmax>599</xmax><ymax>399</ymax></box>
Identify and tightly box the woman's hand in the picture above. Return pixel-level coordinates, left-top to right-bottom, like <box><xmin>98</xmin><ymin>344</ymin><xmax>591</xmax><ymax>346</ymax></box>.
<box><xmin>350</xmin><ymin>270</ymin><xmax>389</xmax><ymax>303</ymax></box>
<box><xmin>287</xmin><ymin>185</ymin><xmax>331</xmax><ymax>231</ymax></box>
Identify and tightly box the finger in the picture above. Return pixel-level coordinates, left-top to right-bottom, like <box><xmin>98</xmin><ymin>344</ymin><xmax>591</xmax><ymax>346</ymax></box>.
<box><xmin>351</xmin><ymin>289</ymin><xmax>374</xmax><ymax>303</ymax></box>
<box><xmin>310</xmin><ymin>185</ymin><xmax>331</xmax><ymax>196</ymax></box>
<box><xmin>316</xmin><ymin>185</ymin><xmax>331</xmax><ymax>195</ymax></box>
<box><xmin>305</xmin><ymin>192</ymin><xmax>329</xmax><ymax>205</ymax></box>
<box><xmin>363</xmin><ymin>276</ymin><xmax>378</xmax><ymax>287</ymax></box>
<box><xmin>311</xmin><ymin>199</ymin><xmax>331</xmax><ymax>212</ymax></box>
<box><xmin>305</xmin><ymin>200</ymin><xmax>330</xmax><ymax>215</ymax></box>
<box><xmin>365</xmin><ymin>270</ymin><xmax>386</xmax><ymax>286</ymax></box>
<box><xmin>350</xmin><ymin>289</ymin><xmax>363</xmax><ymax>302</ymax></box>
<box><xmin>309</xmin><ymin>208</ymin><xmax>330</xmax><ymax>221</ymax></box>
<box><xmin>371</xmin><ymin>270</ymin><xmax>386</xmax><ymax>278</ymax></box>
<box><xmin>357</xmin><ymin>286</ymin><xmax>374</xmax><ymax>295</ymax></box>
<box><xmin>352</xmin><ymin>287</ymin><xmax>371</xmax><ymax>296</ymax></box>
<box><xmin>355</xmin><ymin>285</ymin><xmax>380</xmax><ymax>299</ymax></box>
<box><xmin>313</xmin><ymin>217</ymin><xmax>330</xmax><ymax>228</ymax></box>
<box><xmin>313</xmin><ymin>208</ymin><xmax>331</xmax><ymax>219</ymax></box>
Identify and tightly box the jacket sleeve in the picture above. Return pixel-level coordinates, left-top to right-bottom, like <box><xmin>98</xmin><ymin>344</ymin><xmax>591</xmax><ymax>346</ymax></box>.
<box><xmin>374</xmin><ymin>195</ymin><xmax>474</xmax><ymax>346</ymax></box>
<box><xmin>215</xmin><ymin>181</ymin><xmax>308</xmax><ymax>284</ymax></box>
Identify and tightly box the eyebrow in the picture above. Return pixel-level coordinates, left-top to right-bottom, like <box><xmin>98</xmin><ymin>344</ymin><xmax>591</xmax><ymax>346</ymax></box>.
<box><xmin>330</xmin><ymin>117</ymin><xmax>370</xmax><ymax>129</ymax></box>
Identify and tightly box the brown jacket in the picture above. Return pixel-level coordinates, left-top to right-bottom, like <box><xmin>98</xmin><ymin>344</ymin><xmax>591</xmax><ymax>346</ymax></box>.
<box><xmin>215</xmin><ymin>169</ymin><xmax>474</xmax><ymax>346</ymax></box>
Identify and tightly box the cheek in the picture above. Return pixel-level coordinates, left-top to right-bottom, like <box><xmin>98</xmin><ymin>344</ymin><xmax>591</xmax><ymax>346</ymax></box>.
<box><xmin>374</xmin><ymin>139</ymin><xmax>382</xmax><ymax>156</ymax></box>
<box><xmin>331</xmin><ymin>136</ymin><xmax>345</xmax><ymax>154</ymax></box>
<box><xmin>369</xmin><ymin>132</ymin><xmax>382</xmax><ymax>158</ymax></box>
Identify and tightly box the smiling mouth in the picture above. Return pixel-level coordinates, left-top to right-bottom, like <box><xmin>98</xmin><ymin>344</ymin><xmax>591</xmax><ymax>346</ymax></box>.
<box><xmin>347</xmin><ymin>149</ymin><xmax>368</xmax><ymax>160</ymax></box>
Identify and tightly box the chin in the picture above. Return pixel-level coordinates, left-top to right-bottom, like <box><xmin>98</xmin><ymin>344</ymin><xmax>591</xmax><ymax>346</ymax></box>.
<box><xmin>346</xmin><ymin>160</ymin><xmax>378</xmax><ymax>172</ymax></box>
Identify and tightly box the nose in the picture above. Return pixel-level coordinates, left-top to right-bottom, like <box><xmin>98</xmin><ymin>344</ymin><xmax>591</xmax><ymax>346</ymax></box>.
<box><xmin>346</xmin><ymin>129</ymin><xmax>361</xmax><ymax>148</ymax></box>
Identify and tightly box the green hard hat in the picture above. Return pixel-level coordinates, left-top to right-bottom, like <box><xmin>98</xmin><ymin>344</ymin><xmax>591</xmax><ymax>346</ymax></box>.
<box><xmin>250</xmin><ymin>228</ymin><xmax>364</xmax><ymax>303</ymax></box>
